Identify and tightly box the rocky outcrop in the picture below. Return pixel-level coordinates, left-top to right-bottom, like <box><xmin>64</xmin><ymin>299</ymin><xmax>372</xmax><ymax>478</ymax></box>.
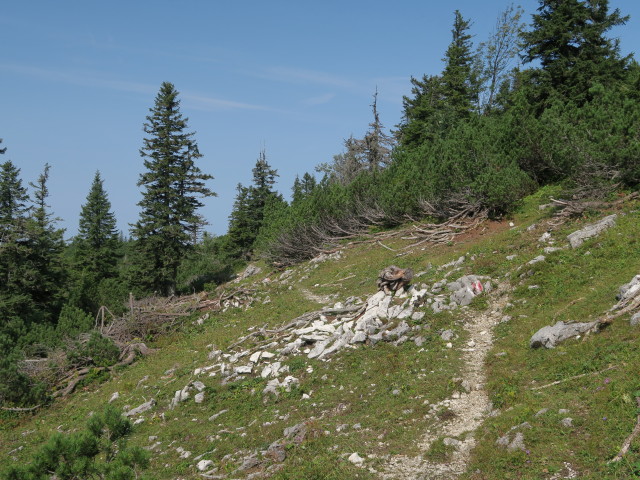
<box><xmin>567</xmin><ymin>214</ymin><xmax>617</xmax><ymax>248</ymax></box>
<box><xmin>530</xmin><ymin>321</ymin><xmax>597</xmax><ymax>349</ymax></box>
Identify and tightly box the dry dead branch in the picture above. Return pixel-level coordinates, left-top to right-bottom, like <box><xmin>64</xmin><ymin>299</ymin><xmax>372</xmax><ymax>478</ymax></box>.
<box><xmin>609</xmin><ymin>396</ymin><xmax>640</xmax><ymax>463</ymax></box>
<box><xmin>548</xmin><ymin>192</ymin><xmax>638</xmax><ymax>227</ymax></box>
<box><xmin>1</xmin><ymin>405</ymin><xmax>41</xmax><ymax>412</ymax></box>
<box><xmin>530</xmin><ymin>365</ymin><xmax>618</xmax><ymax>391</ymax></box>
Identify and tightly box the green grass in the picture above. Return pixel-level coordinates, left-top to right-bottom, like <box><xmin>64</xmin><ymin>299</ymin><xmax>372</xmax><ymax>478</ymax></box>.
<box><xmin>3</xmin><ymin>187</ymin><xmax>640</xmax><ymax>479</ymax></box>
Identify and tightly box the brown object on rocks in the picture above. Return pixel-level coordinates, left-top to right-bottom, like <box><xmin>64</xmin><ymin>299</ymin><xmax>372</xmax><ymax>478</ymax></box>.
<box><xmin>377</xmin><ymin>266</ymin><xmax>414</xmax><ymax>294</ymax></box>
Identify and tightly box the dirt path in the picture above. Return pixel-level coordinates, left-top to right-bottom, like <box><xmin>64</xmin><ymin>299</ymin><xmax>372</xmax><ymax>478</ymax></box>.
<box><xmin>380</xmin><ymin>284</ymin><xmax>511</xmax><ymax>479</ymax></box>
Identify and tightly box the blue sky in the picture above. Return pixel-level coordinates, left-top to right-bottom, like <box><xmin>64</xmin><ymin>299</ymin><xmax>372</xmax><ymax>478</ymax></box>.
<box><xmin>2</xmin><ymin>1</ymin><xmax>639</xmax><ymax>238</ymax></box>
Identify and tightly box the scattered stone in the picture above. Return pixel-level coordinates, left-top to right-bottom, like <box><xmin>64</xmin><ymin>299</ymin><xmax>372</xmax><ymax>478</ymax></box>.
<box><xmin>234</xmin><ymin>365</ymin><xmax>253</xmax><ymax>375</ymax></box>
<box><xmin>443</xmin><ymin>437</ymin><xmax>462</xmax><ymax>448</ymax></box>
<box><xmin>631</xmin><ymin>313</ymin><xmax>640</xmax><ymax>326</ymax></box>
<box><xmin>284</xmin><ymin>422</ymin><xmax>308</xmax><ymax>444</ymax></box>
<box><xmin>209</xmin><ymin>409</ymin><xmax>228</xmax><ymax>421</ymax></box>
<box><xmin>383</xmin><ymin>321</ymin><xmax>410</xmax><ymax>341</ymax></box>
<box><xmin>392</xmin><ymin>389</ymin><xmax>400</xmax><ymax>396</ymax></box>
<box><xmin>560</xmin><ymin>417</ymin><xmax>573</xmax><ymax>427</ymax></box>
<box><xmin>497</xmin><ymin>432</ymin><xmax>526</xmax><ymax>451</ymax></box>
<box><xmin>266</xmin><ymin>441</ymin><xmax>286</xmax><ymax>462</ymax></box>
<box><xmin>617</xmin><ymin>275</ymin><xmax>640</xmax><ymax>302</ymax></box>
<box><xmin>197</xmin><ymin>460</ymin><xmax>214</xmax><ymax>471</ymax></box>
<box><xmin>237</xmin><ymin>264</ymin><xmax>262</xmax><ymax>281</ymax></box>
<box><xmin>509</xmin><ymin>432</ymin><xmax>526</xmax><ymax>451</ymax></box>
<box><xmin>527</xmin><ymin>255</ymin><xmax>546</xmax><ymax>266</ymax></box>
<box><xmin>169</xmin><ymin>386</ymin><xmax>191</xmax><ymax>409</ymax></box>
<box><xmin>192</xmin><ymin>381</ymin><xmax>206</xmax><ymax>392</ymax></box>
<box><xmin>414</xmin><ymin>336</ymin><xmax>426</xmax><ymax>347</ymax></box>
<box><xmin>194</xmin><ymin>392</ymin><xmax>205</xmax><ymax>404</ymax></box>
<box><xmin>506</xmin><ymin>255</ymin><xmax>517</xmax><ymax>261</ymax></box>
<box><xmin>348</xmin><ymin>452</ymin><xmax>365</xmax><ymax>465</ymax></box>
<box><xmin>176</xmin><ymin>446</ymin><xmax>191</xmax><ymax>459</ymax></box>
<box><xmin>263</xmin><ymin>376</ymin><xmax>300</xmax><ymax>396</ymax></box>
<box><xmin>538</xmin><ymin>232</ymin><xmax>552</xmax><ymax>243</ymax></box>
<box><xmin>440</xmin><ymin>330</ymin><xmax>455</xmax><ymax>341</ymax></box>
<box><xmin>535</xmin><ymin>408</ymin><xmax>549</xmax><ymax>417</ymax></box>
<box><xmin>238</xmin><ymin>454</ymin><xmax>260</xmax><ymax>471</ymax></box>
<box><xmin>543</xmin><ymin>246</ymin><xmax>563</xmax><ymax>254</ymax></box>
<box><xmin>108</xmin><ymin>392</ymin><xmax>119</xmax><ymax>403</ymax></box>
<box><xmin>567</xmin><ymin>214</ymin><xmax>617</xmax><ymax>248</ymax></box>
<box><xmin>124</xmin><ymin>398</ymin><xmax>156</xmax><ymax>417</ymax></box>
<box><xmin>530</xmin><ymin>320</ymin><xmax>598</xmax><ymax>349</ymax></box>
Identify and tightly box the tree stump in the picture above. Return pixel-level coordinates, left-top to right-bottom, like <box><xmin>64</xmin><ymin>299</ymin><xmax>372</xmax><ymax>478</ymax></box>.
<box><xmin>377</xmin><ymin>266</ymin><xmax>414</xmax><ymax>294</ymax></box>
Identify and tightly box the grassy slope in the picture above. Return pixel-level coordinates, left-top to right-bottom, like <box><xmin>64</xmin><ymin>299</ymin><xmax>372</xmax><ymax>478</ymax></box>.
<box><xmin>2</xmin><ymin>186</ymin><xmax>640</xmax><ymax>479</ymax></box>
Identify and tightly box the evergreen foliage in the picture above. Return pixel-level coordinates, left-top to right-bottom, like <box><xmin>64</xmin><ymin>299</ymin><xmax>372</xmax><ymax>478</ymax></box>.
<box><xmin>0</xmin><ymin>159</ymin><xmax>29</xmax><ymax>238</ymax></box>
<box><xmin>75</xmin><ymin>172</ymin><xmax>119</xmax><ymax>277</ymax></box>
<box><xmin>225</xmin><ymin>150</ymin><xmax>282</xmax><ymax>259</ymax></box>
<box><xmin>70</xmin><ymin>172</ymin><xmax>122</xmax><ymax>313</ymax></box>
<box><xmin>130</xmin><ymin>82</ymin><xmax>215</xmax><ymax>295</ymax></box>
<box><xmin>399</xmin><ymin>11</ymin><xmax>479</xmax><ymax>149</ymax></box>
<box><xmin>521</xmin><ymin>0</ymin><xmax>630</xmax><ymax>108</ymax></box>
<box><xmin>2</xmin><ymin>405</ymin><xmax>150</xmax><ymax>480</ymax></box>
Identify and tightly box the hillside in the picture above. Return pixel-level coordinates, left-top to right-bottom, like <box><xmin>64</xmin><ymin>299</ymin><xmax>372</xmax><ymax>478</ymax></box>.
<box><xmin>3</xmin><ymin>187</ymin><xmax>640</xmax><ymax>480</ymax></box>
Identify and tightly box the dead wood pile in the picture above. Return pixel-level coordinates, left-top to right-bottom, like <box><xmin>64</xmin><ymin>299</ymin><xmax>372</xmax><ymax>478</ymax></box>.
<box><xmin>548</xmin><ymin>192</ymin><xmax>639</xmax><ymax>227</ymax></box>
<box><xmin>18</xmin><ymin>287</ymin><xmax>257</xmax><ymax>401</ymax></box>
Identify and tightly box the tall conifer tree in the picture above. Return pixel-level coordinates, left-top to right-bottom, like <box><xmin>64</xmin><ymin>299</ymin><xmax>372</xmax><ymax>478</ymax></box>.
<box><xmin>521</xmin><ymin>0</ymin><xmax>630</xmax><ymax>107</ymax></box>
<box><xmin>226</xmin><ymin>150</ymin><xmax>280</xmax><ymax>259</ymax></box>
<box><xmin>76</xmin><ymin>171</ymin><xmax>119</xmax><ymax>277</ymax></box>
<box><xmin>131</xmin><ymin>82</ymin><xmax>215</xmax><ymax>295</ymax></box>
<box><xmin>399</xmin><ymin>10</ymin><xmax>479</xmax><ymax>149</ymax></box>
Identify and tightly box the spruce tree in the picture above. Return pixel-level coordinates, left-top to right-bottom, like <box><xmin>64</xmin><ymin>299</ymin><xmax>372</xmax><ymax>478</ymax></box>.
<box><xmin>291</xmin><ymin>172</ymin><xmax>317</xmax><ymax>204</ymax></box>
<box><xmin>25</xmin><ymin>164</ymin><xmax>66</xmax><ymax>319</ymax></box>
<box><xmin>225</xmin><ymin>150</ymin><xmax>280</xmax><ymax>259</ymax></box>
<box><xmin>521</xmin><ymin>0</ymin><xmax>630</xmax><ymax>107</ymax></box>
<box><xmin>399</xmin><ymin>10</ymin><xmax>479</xmax><ymax>149</ymax></box>
<box><xmin>76</xmin><ymin>171</ymin><xmax>119</xmax><ymax>277</ymax></box>
<box><xmin>0</xmin><ymin>159</ymin><xmax>29</xmax><ymax>239</ymax></box>
<box><xmin>131</xmin><ymin>82</ymin><xmax>215</xmax><ymax>295</ymax></box>
<box><xmin>441</xmin><ymin>10</ymin><xmax>481</xmax><ymax>118</ymax></box>
<box><xmin>226</xmin><ymin>184</ymin><xmax>254</xmax><ymax>259</ymax></box>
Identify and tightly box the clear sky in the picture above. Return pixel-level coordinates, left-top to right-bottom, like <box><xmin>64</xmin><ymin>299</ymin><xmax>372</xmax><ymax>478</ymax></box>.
<box><xmin>2</xmin><ymin>1</ymin><xmax>639</xmax><ymax>238</ymax></box>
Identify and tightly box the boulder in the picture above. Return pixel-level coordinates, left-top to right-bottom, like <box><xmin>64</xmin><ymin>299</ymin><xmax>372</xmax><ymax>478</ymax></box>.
<box><xmin>530</xmin><ymin>321</ymin><xmax>597</xmax><ymax>349</ymax></box>
<box><xmin>197</xmin><ymin>460</ymin><xmax>214</xmax><ymax>471</ymax></box>
<box><xmin>124</xmin><ymin>398</ymin><xmax>156</xmax><ymax>417</ymax></box>
<box><xmin>447</xmin><ymin>275</ymin><xmax>487</xmax><ymax>306</ymax></box>
<box><xmin>617</xmin><ymin>275</ymin><xmax>640</xmax><ymax>302</ymax></box>
<box><xmin>567</xmin><ymin>214</ymin><xmax>617</xmax><ymax>248</ymax></box>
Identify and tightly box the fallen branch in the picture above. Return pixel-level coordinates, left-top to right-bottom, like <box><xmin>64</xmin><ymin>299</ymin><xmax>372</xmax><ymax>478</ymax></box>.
<box><xmin>549</xmin><ymin>192</ymin><xmax>639</xmax><ymax>227</ymax></box>
<box><xmin>609</xmin><ymin>397</ymin><xmax>640</xmax><ymax>463</ymax></box>
<box><xmin>1</xmin><ymin>405</ymin><xmax>41</xmax><ymax>412</ymax></box>
<box><xmin>377</xmin><ymin>241</ymin><xmax>396</xmax><ymax>252</ymax></box>
<box><xmin>531</xmin><ymin>365</ymin><xmax>618</xmax><ymax>391</ymax></box>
